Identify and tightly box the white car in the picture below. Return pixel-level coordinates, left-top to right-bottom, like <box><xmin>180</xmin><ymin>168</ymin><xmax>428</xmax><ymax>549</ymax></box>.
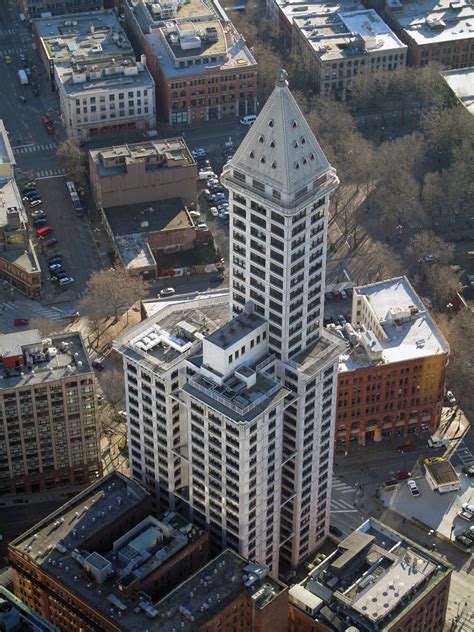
<box><xmin>189</xmin><ymin>210</ymin><xmax>200</xmax><ymax>218</ymax></box>
<box><xmin>446</xmin><ymin>390</ymin><xmax>456</xmax><ymax>405</ymax></box>
<box><xmin>407</xmin><ymin>479</ymin><xmax>420</xmax><ymax>497</ymax></box>
<box><xmin>59</xmin><ymin>276</ymin><xmax>74</xmax><ymax>286</ymax></box>
<box><xmin>159</xmin><ymin>287</ymin><xmax>176</xmax><ymax>297</ymax></box>
<box><xmin>196</xmin><ymin>223</ymin><xmax>208</xmax><ymax>231</ymax></box>
<box><xmin>458</xmin><ymin>503</ymin><xmax>474</xmax><ymax>521</ymax></box>
<box><xmin>209</xmin><ymin>206</ymin><xmax>218</xmax><ymax>217</ymax></box>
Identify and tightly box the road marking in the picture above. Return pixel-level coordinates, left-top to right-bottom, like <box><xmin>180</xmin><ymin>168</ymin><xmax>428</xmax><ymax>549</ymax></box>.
<box><xmin>331</xmin><ymin>498</ymin><xmax>356</xmax><ymax>510</ymax></box>
<box><xmin>330</xmin><ymin>509</ymin><xmax>359</xmax><ymax>514</ymax></box>
<box><xmin>35</xmin><ymin>168</ymin><xmax>66</xmax><ymax>180</ymax></box>
<box><xmin>13</xmin><ymin>143</ymin><xmax>57</xmax><ymax>155</ymax></box>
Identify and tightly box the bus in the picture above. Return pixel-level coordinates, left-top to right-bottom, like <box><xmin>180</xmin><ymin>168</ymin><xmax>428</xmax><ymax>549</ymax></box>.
<box><xmin>66</xmin><ymin>181</ymin><xmax>84</xmax><ymax>217</ymax></box>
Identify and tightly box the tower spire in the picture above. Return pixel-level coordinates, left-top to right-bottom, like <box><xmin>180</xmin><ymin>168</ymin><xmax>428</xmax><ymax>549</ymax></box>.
<box><xmin>275</xmin><ymin>68</ymin><xmax>288</xmax><ymax>87</ymax></box>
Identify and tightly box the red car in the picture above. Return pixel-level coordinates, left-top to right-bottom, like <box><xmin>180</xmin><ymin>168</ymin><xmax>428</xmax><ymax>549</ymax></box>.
<box><xmin>37</xmin><ymin>226</ymin><xmax>53</xmax><ymax>237</ymax></box>
<box><xmin>14</xmin><ymin>318</ymin><xmax>29</xmax><ymax>326</ymax></box>
<box><xmin>395</xmin><ymin>471</ymin><xmax>411</xmax><ymax>480</ymax></box>
<box><xmin>41</xmin><ymin>115</ymin><xmax>54</xmax><ymax>134</ymax></box>
<box><xmin>396</xmin><ymin>443</ymin><xmax>416</xmax><ymax>454</ymax></box>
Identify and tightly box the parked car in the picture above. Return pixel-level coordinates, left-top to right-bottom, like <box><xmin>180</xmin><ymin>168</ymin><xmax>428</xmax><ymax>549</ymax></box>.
<box><xmin>4</xmin><ymin>55</ymin><xmax>11</xmax><ymax>64</ymax></box>
<box><xmin>329</xmin><ymin>525</ymin><xmax>344</xmax><ymax>538</ymax></box>
<box><xmin>209</xmin><ymin>206</ymin><xmax>218</xmax><ymax>217</ymax></box>
<box><xmin>446</xmin><ymin>390</ymin><xmax>456</xmax><ymax>405</ymax></box>
<box><xmin>196</xmin><ymin>223</ymin><xmax>208</xmax><ymax>231</ymax></box>
<box><xmin>462</xmin><ymin>464</ymin><xmax>474</xmax><ymax>477</ymax></box>
<box><xmin>423</xmin><ymin>457</ymin><xmax>445</xmax><ymax>465</ymax></box>
<box><xmin>58</xmin><ymin>276</ymin><xmax>74</xmax><ymax>286</ymax></box>
<box><xmin>49</xmin><ymin>263</ymin><xmax>63</xmax><ymax>272</ymax></box>
<box><xmin>396</xmin><ymin>443</ymin><xmax>416</xmax><ymax>453</ymax></box>
<box><xmin>47</xmin><ymin>255</ymin><xmax>61</xmax><ymax>264</ymax></box>
<box><xmin>189</xmin><ymin>210</ymin><xmax>201</xmax><ymax>218</ymax></box>
<box><xmin>22</xmin><ymin>187</ymin><xmax>36</xmax><ymax>195</ymax></box>
<box><xmin>19</xmin><ymin>95</ymin><xmax>26</xmax><ymax>104</ymax></box>
<box><xmin>407</xmin><ymin>479</ymin><xmax>420</xmax><ymax>496</ymax></box>
<box><xmin>33</xmin><ymin>218</ymin><xmax>48</xmax><ymax>227</ymax></box>
<box><xmin>92</xmin><ymin>360</ymin><xmax>104</xmax><ymax>371</ymax></box>
<box><xmin>159</xmin><ymin>287</ymin><xmax>176</xmax><ymax>298</ymax></box>
<box><xmin>458</xmin><ymin>503</ymin><xmax>474</xmax><ymax>521</ymax></box>
<box><xmin>31</xmin><ymin>209</ymin><xmax>46</xmax><ymax>218</ymax></box>
<box><xmin>395</xmin><ymin>471</ymin><xmax>411</xmax><ymax>480</ymax></box>
<box><xmin>44</xmin><ymin>237</ymin><xmax>58</xmax><ymax>247</ymax></box>
<box><xmin>14</xmin><ymin>318</ymin><xmax>29</xmax><ymax>326</ymax></box>
<box><xmin>37</xmin><ymin>226</ymin><xmax>53</xmax><ymax>237</ymax></box>
<box><xmin>30</xmin><ymin>199</ymin><xmax>42</xmax><ymax>207</ymax></box>
<box><xmin>325</xmin><ymin>292</ymin><xmax>334</xmax><ymax>302</ymax></box>
<box><xmin>23</xmin><ymin>190</ymin><xmax>38</xmax><ymax>200</ymax></box>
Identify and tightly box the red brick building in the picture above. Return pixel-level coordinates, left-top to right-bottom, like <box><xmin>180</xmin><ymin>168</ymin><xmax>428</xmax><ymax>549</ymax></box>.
<box><xmin>335</xmin><ymin>277</ymin><xmax>449</xmax><ymax>449</ymax></box>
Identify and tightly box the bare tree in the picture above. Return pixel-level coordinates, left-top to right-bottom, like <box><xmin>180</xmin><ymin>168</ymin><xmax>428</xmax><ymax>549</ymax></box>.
<box><xmin>30</xmin><ymin>317</ymin><xmax>64</xmax><ymax>337</ymax></box>
<box><xmin>424</xmin><ymin>264</ymin><xmax>460</xmax><ymax>310</ymax></box>
<box><xmin>99</xmin><ymin>368</ymin><xmax>125</xmax><ymax>410</ymax></box>
<box><xmin>409</xmin><ymin>231</ymin><xmax>454</xmax><ymax>266</ymax></box>
<box><xmin>57</xmin><ymin>138</ymin><xmax>86</xmax><ymax>182</ymax></box>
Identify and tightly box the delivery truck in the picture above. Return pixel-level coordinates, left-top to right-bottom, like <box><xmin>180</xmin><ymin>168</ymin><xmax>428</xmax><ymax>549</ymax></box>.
<box><xmin>18</xmin><ymin>69</ymin><xmax>28</xmax><ymax>85</ymax></box>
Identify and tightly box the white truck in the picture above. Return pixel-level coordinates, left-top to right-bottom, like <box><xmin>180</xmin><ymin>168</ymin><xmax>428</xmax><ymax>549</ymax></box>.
<box><xmin>18</xmin><ymin>69</ymin><xmax>28</xmax><ymax>85</ymax></box>
<box><xmin>427</xmin><ymin>437</ymin><xmax>449</xmax><ymax>449</ymax></box>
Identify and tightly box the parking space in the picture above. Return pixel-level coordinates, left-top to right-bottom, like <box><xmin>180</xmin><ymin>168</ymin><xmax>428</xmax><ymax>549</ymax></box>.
<box><xmin>323</xmin><ymin>287</ymin><xmax>353</xmax><ymax>326</ymax></box>
<box><xmin>29</xmin><ymin>177</ymin><xmax>102</xmax><ymax>301</ymax></box>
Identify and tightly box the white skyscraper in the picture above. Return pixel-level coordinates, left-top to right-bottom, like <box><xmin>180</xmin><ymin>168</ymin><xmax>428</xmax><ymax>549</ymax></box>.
<box><xmin>115</xmin><ymin>70</ymin><xmax>343</xmax><ymax>578</ymax></box>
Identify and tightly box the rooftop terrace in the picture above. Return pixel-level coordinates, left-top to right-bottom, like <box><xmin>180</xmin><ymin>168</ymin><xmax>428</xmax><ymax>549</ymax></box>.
<box><xmin>289</xmin><ymin>518</ymin><xmax>450</xmax><ymax>631</ymax></box>
<box><xmin>0</xmin><ymin>330</ymin><xmax>92</xmax><ymax>388</ymax></box>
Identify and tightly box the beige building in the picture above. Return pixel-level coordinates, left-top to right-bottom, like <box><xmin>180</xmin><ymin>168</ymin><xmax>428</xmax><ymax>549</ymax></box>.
<box><xmin>89</xmin><ymin>137</ymin><xmax>197</xmax><ymax>209</ymax></box>
<box><xmin>267</xmin><ymin>0</ymin><xmax>407</xmax><ymax>98</ymax></box>
<box><xmin>0</xmin><ymin>120</ymin><xmax>16</xmax><ymax>178</ymax></box>
<box><xmin>0</xmin><ymin>330</ymin><xmax>102</xmax><ymax>494</ymax></box>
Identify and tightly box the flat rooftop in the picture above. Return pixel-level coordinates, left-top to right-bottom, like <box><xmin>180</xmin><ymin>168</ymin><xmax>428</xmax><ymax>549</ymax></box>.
<box><xmin>0</xmin><ymin>177</ymin><xmax>27</xmax><ymax>226</ymax></box>
<box><xmin>155</xmin><ymin>549</ymin><xmax>287</xmax><ymax>632</ymax></box>
<box><xmin>113</xmin><ymin>295</ymin><xmax>230</xmax><ymax>372</ymax></box>
<box><xmin>425</xmin><ymin>460</ymin><xmax>460</xmax><ymax>486</ymax></box>
<box><xmin>206</xmin><ymin>311</ymin><xmax>266</xmax><ymax>349</ymax></box>
<box><xmin>33</xmin><ymin>11</ymin><xmax>133</xmax><ymax>63</ymax></box>
<box><xmin>290</xmin><ymin>518</ymin><xmax>451</xmax><ymax>631</ymax></box>
<box><xmin>340</xmin><ymin>276</ymin><xmax>449</xmax><ymax>372</ymax></box>
<box><xmin>91</xmin><ymin>137</ymin><xmax>193</xmax><ymax>177</ymax></box>
<box><xmin>292</xmin><ymin>329</ymin><xmax>345</xmax><ymax>377</ymax></box>
<box><xmin>441</xmin><ymin>67</ymin><xmax>474</xmax><ymax>115</ymax></box>
<box><xmin>387</xmin><ymin>0</ymin><xmax>474</xmax><ymax>45</ymax></box>
<box><xmin>104</xmin><ymin>198</ymin><xmax>192</xmax><ymax>237</ymax></box>
<box><xmin>115</xmin><ymin>233</ymin><xmax>156</xmax><ymax>271</ymax></box>
<box><xmin>1</xmin><ymin>243</ymin><xmax>41</xmax><ymax>275</ymax></box>
<box><xmin>0</xmin><ymin>119</ymin><xmax>15</xmax><ymax>169</ymax></box>
<box><xmin>56</xmin><ymin>59</ymin><xmax>154</xmax><ymax>96</ymax></box>
<box><xmin>0</xmin><ymin>330</ymin><xmax>92</xmax><ymax>388</ymax></box>
<box><xmin>276</xmin><ymin>0</ymin><xmax>406</xmax><ymax>61</ymax></box>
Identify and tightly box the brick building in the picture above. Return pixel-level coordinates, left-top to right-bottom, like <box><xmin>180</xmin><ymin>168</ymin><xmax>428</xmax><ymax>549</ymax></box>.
<box><xmin>288</xmin><ymin>518</ymin><xmax>452</xmax><ymax>632</ymax></box>
<box><xmin>8</xmin><ymin>472</ymin><xmax>287</xmax><ymax>632</ymax></box>
<box><xmin>335</xmin><ymin>277</ymin><xmax>449</xmax><ymax>449</ymax></box>
<box><xmin>124</xmin><ymin>0</ymin><xmax>257</xmax><ymax>125</ymax></box>
<box><xmin>0</xmin><ymin>330</ymin><xmax>101</xmax><ymax>494</ymax></box>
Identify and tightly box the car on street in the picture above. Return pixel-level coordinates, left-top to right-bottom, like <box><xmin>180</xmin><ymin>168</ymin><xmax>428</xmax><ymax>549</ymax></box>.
<box><xmin>49</xmin><ymin>263</ymin><xmax>63</xmax><ymax>272</ymax></box>
<box><xmin>209</xmin><ymin>206</ymin><xmax>218</xmax><ymax>217</ymax></box>
<box><xmin>58</xmin><ymin>276</ymin><xmax>74</xmax><ymax>286</ymax></box>
<box><xmin>462</xmin><ymin>464</ymin><xmax>474</xmax><ymax>477</ymax></box>
<box><xmin>30</xmin><ymin>199</ymin><xmax>43</xmax><ymax>207</ymax></box>
<box><xmin>48</xmin><ymin>255</ymin><xmax>61</xmax><ymax>264</ymax></box>
<box><xmin>4</xmin><ymin>55</ymin><xmax>12</xmax><ymax>64</ymax></box>
<box><xmin>22</xmin><ymin>187</ymin><xmax>36</xmax><ymax>195</ymax></box>
<box><xmin>423</xmin><ymin>457</ymin><xmax>445</xmax><ymax>465</ymax></box>
<box><xmin>37</xmin><ymin>226</ymin><xmax>53</xmax><ymax>237</ymax></box>
<box><xmin>33</xmin><ymin>218</ymin><xmax>48</xmax><ymax>227</ymax></box>
<box><xmin>325</xmin><ymin>292</ymin><xmax>334</xmax><ymax>301</ymax></box>
<box><xmin>32</xmin><ymin>209</ymin><xmax>46</xmax><ymax>218</ymax></box>
<box><xmin>407</xmin><ymin>479</ymin><xmax>420</xmax><ymax>496</ymax></box>
<box><xmin>19</xmin><ymin>96</ymin><xmax>26</xmax><ymax>104</ymax></box>
<box><xmin>329</xmin><ymin>525</ymin><xmax>344</xmax><ymax>538</ymax></box>
<box><xmin>23</xmin><ymin>191</ymin><xmax>38</xmax><ymax>200</ymax></box>
<box><xmin>158</xmin><ymin>287</ymin><xmax>176</xmax><ymax>298</ymax></box>
<box><xmin>446</xmin><ymin>390</ymin><xmax>456</xmax><ymax>405</ymax></box>
<box><xmin>92</xmin><ymin>360</ymin><xmax>104</xmax><ymax>371</ymax></box>
<box><xmin>41</xmin><ymin>115</ymin><xmax>54</xmax><ymax>134</ymax></box>
<box><xmin>196</xmin><ymin>223</ymin><xmax>208</xmax><ymax>231</ymax></box>
<box><xmin>14</xmin><ymin>318</ymin><xmax>29</xmax><ymax>326</ymax></box>
<box><xmin>396</xmin><ymin>443</ymin><xmax>416</xmax><ymax>453</ymax></box>
<box><xmin>458</xmin><ymin>503</ymin><xmax>474</xmax><ymax>521</ymax></box>
<box><xmin>189</xmin><ymin>210</ymin><xmax>201</xmax><ymax>218</ymax></box>
<box><xmin>44</xmin><ymin>237</ymin><xmax>58</xmax><ymax>247</ymax></box>
<box><xmin>395</xmin><ymin>471</ymin><xmax>411</xmax><ymax>480</ymax></box>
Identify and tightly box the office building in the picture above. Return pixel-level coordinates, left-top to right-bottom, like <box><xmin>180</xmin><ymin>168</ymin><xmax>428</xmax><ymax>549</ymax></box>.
<box><xmin>0</xmin><ymin>330</ymin><xmax>101</xmax><ymax>494</ymax></box>
<box><xmin>20</xmin><ymin>0</ymin><xmax>103</xmax><ymax>20</ymax></box>
<box><xmin>267</xmin><ymin>0</ymin><xmax>407</xmax><ymax>97</ymax></box>
<box><xmin>379</xmin><ymin>0</ymin><xmax>474</xmax><ymax>68</ymax></box>
<box><xmin>0</xmin><ymin>586</ymin><xmax>60</xmax><ymax>632</ymax></box>
<box><xmin>8</xmin><ymin>471</ymin><xmax>213</xmax><ymax>632</ymax></box>
<box><xmin>116</xmin><ymin>71</ymin><xmax>343</xmax><ymax>578</ymax></box>
<box><xmin>288</xmin><ymin>518</ymin><xmax>452</xmax><ymax>632</ymax></box>
<box><xmin>89</xmin><ymin>138</ymin><xmax>197</xmax><ymax>210</ymax></box>
<box><xmin>33</xmin><ymin>11</ymin><xmax>156</xmax><ymax>140</ymax></box>
<box><xmin>124</xmin><ymin>0</ymin><xmax>257</xmax><ymax>125</ymax></box>
<box><xmin>0</xmin><ymin>178</ymin><xmax>42</xmax><ymax>298</ymax></box>
<box><xmin>335</xmin><ymin>277</ymin><xmax>449</xmax><ymax>450</ymax></box>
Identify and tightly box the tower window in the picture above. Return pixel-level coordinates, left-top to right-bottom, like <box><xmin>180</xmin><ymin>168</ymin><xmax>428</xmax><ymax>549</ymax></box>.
<box><xmin>271</xmin><ymin>161</ymin><xmax>277</xmax><ymax>169</ymax></box>
<box><xmin>258</xmin><ymin>135</ymin><xmax>264</xmax><ymax>143</ymax></box>
<box><xmin>270</xmin><ymin>140</ymin><xmax>275</xmax><ymax>148</ymax></box>
<box><xmin>292</xmin><ymin>120</ymin><xmax>298</xmax><ymax>128</ymax></box>
<box><xmin>249</xmin><ymin>151</ymin><xmax>254</xmax><ymax>158</ymax></box>
<box><xmin>260</xmin><ymin>156</ymin><xmax>266</xmax><ymax>164</ymax></box>
<box><xmin>268</xmin><ymin>119</ymin><xmax>274</xmax><ymax>127</ymax></box>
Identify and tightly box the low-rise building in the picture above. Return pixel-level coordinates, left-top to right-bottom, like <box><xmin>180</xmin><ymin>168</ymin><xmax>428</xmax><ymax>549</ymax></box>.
<box><xmin>440</xmin><ymin>67</ymin><xmax>474</xmax><ymax>114</ymax></box>
<box><xmin>20</xmin><ymin>0</ymin><xmax>103</xmax><ymax>20</ymax></box>
<box><xmin>0</xmin><ymin>330</ymin><xmax>101</xmax><ymax>494</ymax></box>
<box><xmin>33</xmin><ymin>11</ymin><xmax>156</xmax><ymax>140</ymax></box>
<box><xmin>0</xmin><ymin>119</ymin><xmax>16</xmax><ymax>178</ymax></box>
<box><xmin>89</xmin><ymin>138</ymin><xmax>196</xmax><ymax>210</ymax></box>
<box><xmin>380</xmin><ymin>0</ymin><xmax>474</xmax><ymax>68</ymax></box>
<box><xmin>0</xmin><ymin>178</ymin><xmax>42</xmax><ymax>298</ymax></box>
<box><xmin>7</xmin><ymin>471</ymin><xmax>217</xmax><ymax>632</ymax></box>
<box><xmin>124</xmin><ymin>0</ymin><xmax>257</xmax><ymax>125</ymax></box>
<box><xmin>335</xmin><ymin>276</ymin><xmax>449</xmax><ymax>449</ymax></box>
<box><xmin>267</xmin><ymin>0</ymin><xmax>407</xmax><ymax>97</ymax></box>
<box><xmin>288</xmin><ymin>518</ymin><xmax>452</xmax><ymax>632</ymax></box>
<box><xmin>424</xmin><ymin>459</ymin><xmax>461</xmax><ymax>494</ymax></box>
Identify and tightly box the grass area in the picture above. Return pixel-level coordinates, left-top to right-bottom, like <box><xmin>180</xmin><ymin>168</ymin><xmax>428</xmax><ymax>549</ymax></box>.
<box><xmin>155</xmin><ymin>242</ymin><xmax>220</xmax><ymax>270</ymax></box>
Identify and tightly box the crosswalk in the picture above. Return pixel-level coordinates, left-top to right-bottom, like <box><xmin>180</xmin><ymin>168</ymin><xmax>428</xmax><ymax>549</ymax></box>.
<box><xmin>0</xmin><ymin>28</ymin><xmax>18</xmax><ymax>37</ymax></box>
<box><xmin>0</xmin><ymin>47</ymin><xmax>23</xmax><ymax>56</ymax></box>
<box><xmin>332</xmin><ymin>478</ymin><xmax>355</xmax><ymax>494</ymax></box>
<box><xmin>36</xmin><ymin>168</ymin><xmax>67</xmax><ymax>179</ymax></box>
<box><xmin>331</xmin><ymin>497</ymin><xmax>358</xmax><ymax>513</ymax></box>
<box><xmin>0</xmin><ymin>299</ymin><xmax>66</xmax><ymax>321</ymax></box>
<box><xmin>13</xmin><ymin>143</ymin><xmax>57</xmax><ymax>154</ymax></box>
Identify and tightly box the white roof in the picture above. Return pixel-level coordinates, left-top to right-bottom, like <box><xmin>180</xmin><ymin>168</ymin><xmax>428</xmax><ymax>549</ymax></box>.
<box><xmin>441</xmin><ymin>67</ymin><xmax>474</xmax><ymax>115</ymax></box>
<box><xmin>229</xmin><ymin>70</ymin><xmax>332</xmax><ymax>202</ymax></box>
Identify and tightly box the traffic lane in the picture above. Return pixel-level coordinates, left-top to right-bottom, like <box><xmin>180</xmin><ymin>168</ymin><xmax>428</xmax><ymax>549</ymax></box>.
<box><xmin>150</xmin><ymin>273</ymin><xmax>228</xmax><ymax>297</ymax></box>
<box><xmin>0</xmin><ymin>54</ymin><xmax>35</xmax><ymax>143</ymax></box>
<box><xmin>35</xmin><ymin>177</ymin><xmax>102</xmax><ymax>299</ymax></box>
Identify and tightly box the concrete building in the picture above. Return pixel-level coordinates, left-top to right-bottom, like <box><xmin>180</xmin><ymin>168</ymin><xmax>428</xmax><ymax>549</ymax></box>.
<box><xmin>20</xmin><ymin>0</ymin><xmax>103</xmax><ymax>20</ymax></box>
<box><xmin>267</xmin><ymin>0</ymin><xmax>407</xmax><ymax>97</ymax></box>
<box><xmin>335</xmin><ymin>277</ymin><xmax>449</xmax><ymax>449</ymax></box>
<box><xmin>424</xmin><ymin>459</ymin><xmax>461</xmax><ymax>494</ymax></box>
<box><xmin>124</xmin><ymin>0</ymin><xmax>257</xmax><ymax>125</ymax></box>
<box><xmin>115</xmin><ymin>71</ymin><xmax>343</xmax><ymax>579</ymax></box>
<box><xmin>8</xmin><ymin>471</ymin><xmax>215</xmax><ymax>632</ymax></box>
<box><xmin>0</xmin><ymin>586</ymin><xmax>59</xmax><ymax>632</ymax></box>
<box><xmin>0</xmin><ymin>120</ymin><xmax>16</xmax><ymax>178</ymax></box>
<box><xmin>288</xmin><ymin>518</ymin><xmax>452</xmax><ymax>632</ymax></box>
<box><xmin>0</xmin><ymin>177</ymin><xmax>42</xmax><ymax>298</ymax></box>
<box><xmin>33</xmin><ymin>11</ymin><xmax>156</xmax><ymax>140</ymax></box>
<box><xmin>89</xmin><ymin>138</ymin><xmax>196</xmax><ymax>210</ymax></box>
<box><xmin>441</xmin><ymin>67</ymin><xmax>474</xmax><ymax>114</ymax></box>
<box><xmin>380</xmin><ymin>0</ymin><xmax>474</xmax><ymax>68</ymax></box>
<box><xmin>0</xmin><ymin>330</ymin><xmax>101</xmax><ymax>494</ymax></box>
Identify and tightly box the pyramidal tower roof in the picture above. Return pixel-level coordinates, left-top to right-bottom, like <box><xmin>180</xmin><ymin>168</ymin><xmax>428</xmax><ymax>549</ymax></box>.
<box><xmin>228</xmin><ymin>69</ymin><xmax>333</xmax><ymax>206</ymax></box>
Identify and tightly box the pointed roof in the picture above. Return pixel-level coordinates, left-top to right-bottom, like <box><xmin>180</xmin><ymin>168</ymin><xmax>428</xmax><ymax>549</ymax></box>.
<box><xmin>229</xmin><ymin>70</ymin><xmax>331</xmax><ymax>203</ymax></box>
